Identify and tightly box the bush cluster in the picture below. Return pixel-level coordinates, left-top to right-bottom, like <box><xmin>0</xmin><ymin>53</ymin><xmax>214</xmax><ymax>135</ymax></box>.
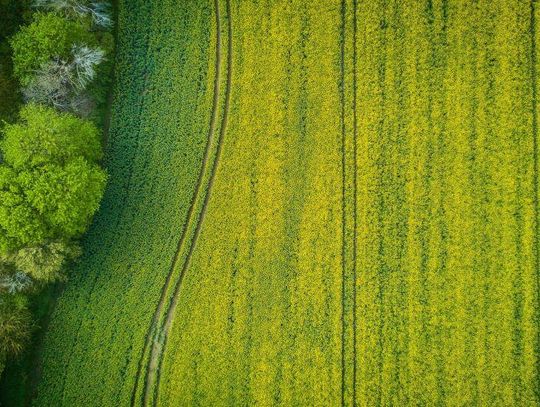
<box><xmin>0</xmin><ymin>0</ymin><xmax>112</xmax><ymax>377</ymax></box>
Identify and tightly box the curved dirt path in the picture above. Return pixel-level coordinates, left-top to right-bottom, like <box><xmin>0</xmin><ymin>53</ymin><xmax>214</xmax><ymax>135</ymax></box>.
<box><xmin>131</xmin><ymin>0</ymin><xmax>232</xmax><ymax>405</ymax></box>
<box><xmin>147</xmin><ymin>1</ymin><xmax>233</xmax><ymax>403</ymax></box>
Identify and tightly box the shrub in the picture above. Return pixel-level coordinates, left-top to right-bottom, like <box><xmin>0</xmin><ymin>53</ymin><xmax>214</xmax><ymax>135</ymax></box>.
<box><xmin>0</xmin><ymin>296</ymin><xmax>32</xmax><ymax>356</ymax></box>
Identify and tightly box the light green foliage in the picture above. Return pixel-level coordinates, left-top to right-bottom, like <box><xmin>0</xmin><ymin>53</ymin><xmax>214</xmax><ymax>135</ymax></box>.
<box><xmin>0</xmin><ymin>174</ymin><xmax>50</xmax><ymax>253</ymax></box>
<box><xmin>2</xmin><ymin>104</ymin><xmax>102</xmax><ymax>169</ymax></box>
<box><xmin>10</xmin><ymin>12</ymin><xmax>92</xmax><ymax>85</ymax></box>
<box><xmin>0</xmin><ymin>105</ymin><xmax>106</xmax><ymax>253</ymax></box>
<box><xmin>11</xmin><ymin>241</ymin><xmax>81</xmax><ymax>283</ymax></box>
<box><xmin>17</xmin><ymin>159</ymin><xmax>106</xmax><ymax>237</ymax></box>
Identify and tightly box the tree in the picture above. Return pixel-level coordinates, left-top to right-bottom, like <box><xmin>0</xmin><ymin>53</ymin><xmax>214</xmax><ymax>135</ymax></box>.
<box><xmin>22</xmin><ymin>45</ymin><xmax>105</xmax><ymax>114</ymax></box>
<box><xmin>0</xmin><ymin>161</ymin><xmax>106</xmax><ymax>253</ymax></box>
<box><xmin>34</xmin><ymin>0</ymin><xmax>112</xmax><ymax>28</ymax></box>
<box><xmin>0</xmin><ymin>271</ymin><xmax>33</xmax><ymax>294</ymax></box>
<box><xmin>1</xmin><ymin>103</ymin><xmax>103</xmax><ymax>169</ymax></box>
<box><xmin>10</xmin><ymin>12</ymin><xmax>93</xmax><ymax>85</ymax></box>
<box><xmin>0</xmin><ymin>170</ymin><xmax>51</xmax><ymax>253</ymax></box>
<box><xmin>10</xmin><ymin>241</ymin><xmax>80</xmax><ymax>282</ymax></box>
<box><xmin>71</xmin><ymin>45</ymin><xmax>105</xmax><ymax>90</ymax></box>
<box><xmin>22</xmin><ymin>59</ymin><xmax>75</xmax><ymax>111</ymax></box>
<box><xmin>0</xmin><ymin>105</ymin><xmax>107</xmax><ymax>253</ymax></box>
<box><xmin>17</xmin><ymin>159</ymin><xmax>107</xmax><ymax>237</ymax></box>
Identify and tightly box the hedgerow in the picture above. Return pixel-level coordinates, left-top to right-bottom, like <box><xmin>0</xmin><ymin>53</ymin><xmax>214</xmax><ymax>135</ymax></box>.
<box><xmin>0</xmin><ymin>0</ymin><xmax>111</xmax><ymax>391</ymax></box>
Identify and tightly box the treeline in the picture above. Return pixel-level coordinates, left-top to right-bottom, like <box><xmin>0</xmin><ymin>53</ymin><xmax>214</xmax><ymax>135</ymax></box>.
<box><xmin>0</xmin><ymin>0</ymin><xmax>113</xmax><ymax>376</ymax></box>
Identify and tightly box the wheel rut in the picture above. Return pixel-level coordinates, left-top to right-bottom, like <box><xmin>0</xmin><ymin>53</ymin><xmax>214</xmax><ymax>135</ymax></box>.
<box><xmin>130</xmin><ymin>0</ymin><xmax>232</xmax><ymax>405</ymax></box>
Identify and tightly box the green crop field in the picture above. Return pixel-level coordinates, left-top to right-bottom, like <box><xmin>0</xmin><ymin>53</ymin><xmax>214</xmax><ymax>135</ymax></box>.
<box><xmin>10</xmin><ymin>0</ymin><xmax>540</xmax><ymax>406</ymax></box>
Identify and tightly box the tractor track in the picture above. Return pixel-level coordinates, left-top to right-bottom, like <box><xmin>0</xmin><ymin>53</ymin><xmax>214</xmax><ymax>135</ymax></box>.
<box><xmin>352</xmin><ymin>1</ymin><xmax>358</xmax><ymax>405</ymax></box>
<box><xmin>130</xmin><ymin>0</ymin><xmax>230</xmax><ymax>404</ymax></box>
<box><xmin>148</xmin><ymin>0</ymin><xmax>232</xmax><ymax>403</ymax></box>
<box><xmin>339</xmin><ymin>0</ymin><xmax>347</xmax><ymax>404</ymax></box>
<box><xmin>529</xmin><ymin>0</ymin><xmax>540</xmax><ymax>399</ymax></box>
<box><xmin>340</xmin><ymin>0</ymin><xmax>358</xmax><ymax>405</ymax></box>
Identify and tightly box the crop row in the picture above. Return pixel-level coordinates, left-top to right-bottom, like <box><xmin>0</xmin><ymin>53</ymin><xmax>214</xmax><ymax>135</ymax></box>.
<box><xmin>33</xmin><ymin>0</ymin><xmax>540</xmax><ymax>405</ymax></box>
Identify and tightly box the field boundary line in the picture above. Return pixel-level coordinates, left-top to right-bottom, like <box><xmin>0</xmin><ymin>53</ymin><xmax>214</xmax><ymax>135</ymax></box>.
<box><xmin>142</xmin><ymin>0</ymin><xmax>232</xmax><ymax>404</ymax></box>
<box><xmin>130</xmin><ymin>0</ymin><xmax>225</xmax><ymax>404</ymax></box>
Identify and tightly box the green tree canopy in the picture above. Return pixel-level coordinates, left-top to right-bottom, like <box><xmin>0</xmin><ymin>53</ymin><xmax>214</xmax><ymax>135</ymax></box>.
<box><xmin>10</xmin><ymin>12</ymin><xmax>93</xmax><ymax>85</ymax></box>
<box><xmin>0</xmin><ymin>105</ymin><xmax>107</xmax><ymax>254</ymax></box>
<box><xmin>0</xmin><ymin>169</ymin><xmax>50</xmax><ymax>253</ymax></box>
<box><xmin>10</xmin><ymin>241</ymin><xmax>80</xmax><ymax>282</ymax></box>
<box><xmin>17</xmin><ymin>158</ymin><xmax>107</xmax><ymax>237</ymax></box>
<box><xmin>1</xmin><ymin>104</ymin><xmax>103</xmax><ymax>169</ymax></box>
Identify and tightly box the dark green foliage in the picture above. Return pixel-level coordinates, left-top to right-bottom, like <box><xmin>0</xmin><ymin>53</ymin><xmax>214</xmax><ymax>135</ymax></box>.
<box><xmin>0</xmin><ymin>283</ymin><xmax>56</xmax><ymax>404</ymax></box>
<box><xmin>86</xmin><ymin>32</ymin><xmax>114</xmax><ymax>126</ymax></box>
<box><xmin>0</xmin><ymin>353</ymin><xmax>4</xmax><ymax>378</ymax></box>
<box><xmin>0</xmin><ymin>295</ymin><xmax>32</xmax><ymax>357</ymax></box>
<box><xmin>0</xmin><ymin>0</ymin><xmax>30</xmax><ymax>123</ymax></box>
<box><xmin>0</xmin><ymin>64</ymin><xmax>20</xmax><ymax>123</ymax></box>
<box><xmin>0</xmin><ymin>0</ymin><xmax>31</xmax><ymax>41</ymax></box>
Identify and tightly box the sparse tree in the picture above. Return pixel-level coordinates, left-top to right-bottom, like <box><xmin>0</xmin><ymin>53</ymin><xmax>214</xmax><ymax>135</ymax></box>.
<box><xmin>71</xmin><ymin>44</ymin><xmax>105</xmax><ymax>89</ymax></box>
<box><xmin>0</xmin><ymin>271</ymin><xmax>33</xmax><ymax>294</ymax></box>
<box><xmin>22</xmin><ymin>58</ymin><xmax>74</xmax><ymax>110</ymax></box>
<box><xmin>34</xmin><ymin>0</ymin><xmax>112</xmax><ymax>28</ymax></box>
<box><xmin>12</xmin><ymin>241</ymin><xmax>81</xmax><ymax>282</ymax></box>
<box><xmin>22</xmin><ymin>45</ymin><xmax>104</xmax><ymax>114</ymax></box>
